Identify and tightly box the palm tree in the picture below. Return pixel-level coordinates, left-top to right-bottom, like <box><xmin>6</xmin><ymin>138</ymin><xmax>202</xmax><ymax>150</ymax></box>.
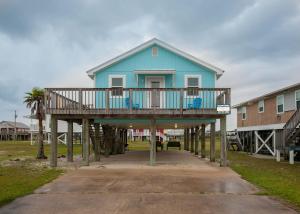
<box><xmin>24</xmin><ymin>87</ymin><xmax>47</xmax><ymax>159</ymax></box>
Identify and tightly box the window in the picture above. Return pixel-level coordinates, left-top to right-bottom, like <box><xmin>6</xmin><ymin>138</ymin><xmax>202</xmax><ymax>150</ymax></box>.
<box><xmin>276</xmin><ymin>95</ymin><xmax>284</xmax><ymax>114</ymax></box>
<box><xmin>152</xmin><ymin>47</ymin><xmax>158</xmax><ymax>56</ymax></box>
<box><xmin>241</xmin><ymin>106</ymin><xmax>247</xmax><ymax>120</ymax></box>
<box><xmin>109</xmin><ymin>75</ymin><xmax>125</xmax><ymax>96</ymax></box>
<box><xmin>258</xmin><ymin>100</ymin><xmax>264</xmax><ymax>113</ymax></box>
<box><xmin>296</xmin><ymin>90</ymin><xmax>300</xmax><ymax>110</ymax></box>
<box><xmin>185</xmin><ymin>75</ymin><xmax>201</xmax><ymax>96</ymax></box>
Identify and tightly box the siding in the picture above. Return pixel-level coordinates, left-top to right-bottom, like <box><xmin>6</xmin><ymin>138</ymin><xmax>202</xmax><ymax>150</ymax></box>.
<box><xmin>237</xmin><ymin>93</ymin><xmax>296</xmax><ymax>128</ymax></box>
<box><xmin>95</xmin><ymin>44</ymin><xmax>216</xmax><ymax>88</ymax></box>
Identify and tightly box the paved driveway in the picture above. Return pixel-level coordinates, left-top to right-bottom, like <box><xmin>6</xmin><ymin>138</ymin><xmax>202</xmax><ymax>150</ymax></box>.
<box><xmin>0</xmin><ymin>151</ymin><xmax>297</xmax><ymax>214</ymax></box>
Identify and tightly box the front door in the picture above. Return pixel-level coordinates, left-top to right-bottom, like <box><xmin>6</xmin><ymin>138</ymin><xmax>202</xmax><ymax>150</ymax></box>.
<box><xmin>151</xmin><ymin>81</ymin><xmax>160</xmax><ymax>107</ymax></box>
<box><xmin>146</xmin><ymin>77</ymin><xmax>165</xmax><ymax>108</ymax></box>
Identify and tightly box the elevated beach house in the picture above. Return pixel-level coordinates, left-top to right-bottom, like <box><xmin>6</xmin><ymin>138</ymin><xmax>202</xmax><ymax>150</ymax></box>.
<box><xmin>45</xmin><ymin>38</ymin><xmax>231</xmax><ymax>166</ymax></box>
<box><xmin>233</xmin><ymin>83</ymin><xmax>300</xmax><ymax>161</ymax></box>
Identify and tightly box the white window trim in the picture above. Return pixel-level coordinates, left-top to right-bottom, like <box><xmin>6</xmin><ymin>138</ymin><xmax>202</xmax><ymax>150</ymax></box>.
<box><xmin>295</xmin><ymin>90</ymin><xmax>300</xmax><ymax>109</ymax></box>
<box><xmin>108</xmin><ymin>75</ymin><xmax>126</xmax><ymax>97</ymax></box>
<box><xmin>276</xmin><ymin>94</ymin><xmax>284</xmax><ymax>114</ymax></box>
<box><xmin>241</xmin><ymin>106</ymin><xmax>247</xmax><ymax>120</ymax></box>
<box><xmin>258</xmin><ymin>100</ymin><xmax>264</xmax><ymax>113</ymax></box>
<box><xmin>184</xmin><ymin>74</ymin><xmax>202</xmax><ymax>98</ymax></box>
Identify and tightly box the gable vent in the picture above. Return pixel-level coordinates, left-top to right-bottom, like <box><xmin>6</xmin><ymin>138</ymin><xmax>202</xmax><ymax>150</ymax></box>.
<box><xmin>152</xmin><ymin>47</ymin><xmax>158</xmax><ymax>56</ymax></box>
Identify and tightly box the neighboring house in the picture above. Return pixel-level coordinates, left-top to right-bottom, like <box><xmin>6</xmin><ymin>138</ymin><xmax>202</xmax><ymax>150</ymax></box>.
<box><xmin>45</xmin><ymin>38</ymin><xmax>231</xmax><ymax>166</ymax></box>
<box><xmin>233</xmin><ymin>83</ymin><xmax>300</xmax><ymax>156</ymax></box>
<box><xmin>129</xmin><ymin>129</ymin><xmax>166</xmax><ymax>141</ymax></box>
<box><xmin>29</xmin><ymin>115</ymin><xmax>82</xmax><ymax>145</ymax></box>
<box><xmin>0</xmin><ymin>121</ymin><xmax>30</xmax><ymax>141</ymax></box>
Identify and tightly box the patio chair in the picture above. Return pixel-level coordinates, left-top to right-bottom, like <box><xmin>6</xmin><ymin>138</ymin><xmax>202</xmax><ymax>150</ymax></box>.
<box><xmin>188</xmin><ymin>97</ymin><xmax>202</xmax><ymax>109</ymax></box>
<box><xmin>125</xmin><ymin>97</ymin><xmax>140</xmax><ymax>109</ymax></box>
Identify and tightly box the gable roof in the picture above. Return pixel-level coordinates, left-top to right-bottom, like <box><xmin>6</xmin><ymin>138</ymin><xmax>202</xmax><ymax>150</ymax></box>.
<box><xmin>86</xmin><ymin>38</ymin><xmax>225</xmax><ymax>79</ymax></box>
<box><xmin>233</xmin><ymin>82</ymin><xmax>300</xmax><ymax>108</ymax></box>
<box><xmin>0</xmin><ymin>121</ymin><xmax>30</xmax><ymax>129</ymax></box>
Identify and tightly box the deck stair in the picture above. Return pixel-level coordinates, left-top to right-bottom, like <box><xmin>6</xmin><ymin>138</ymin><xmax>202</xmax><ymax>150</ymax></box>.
<box><xmin>283</xmin><ymin>108</ymin><xmax>300</xmax><ymax>145</ymax></box>
<box><xmin>226</xmin><ymin>131</ymin><xmax>243</xmax><ymax>151</ymax></box>
<box><xmin>283</xmin><ymin>108</ymin><xmax>300</xmax><ymax>161</ymax></box>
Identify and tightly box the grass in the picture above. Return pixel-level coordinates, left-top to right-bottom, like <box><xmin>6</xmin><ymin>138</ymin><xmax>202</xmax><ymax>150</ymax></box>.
<box><xmin>0</xmin><ymin>141</ymin><xmax>82</xmax><ymax>207</ymax></box>
<box><xmin>228</xmin><ymin>151</ymin><xmax>300</xmax><ymax>209</ymax></box>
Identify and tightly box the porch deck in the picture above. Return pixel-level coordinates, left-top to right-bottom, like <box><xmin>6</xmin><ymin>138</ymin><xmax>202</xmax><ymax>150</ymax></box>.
<box><xmin>45</xmin><ymin>88</ymin><xmax>231</xmax><ymax>118</ymax></box>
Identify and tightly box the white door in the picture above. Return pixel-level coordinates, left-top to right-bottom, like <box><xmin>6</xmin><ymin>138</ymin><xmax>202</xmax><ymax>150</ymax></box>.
<box><xmin>146</xmin><ymin>77</ymin><xmax>165</xmax><ymax>108</ymax></box>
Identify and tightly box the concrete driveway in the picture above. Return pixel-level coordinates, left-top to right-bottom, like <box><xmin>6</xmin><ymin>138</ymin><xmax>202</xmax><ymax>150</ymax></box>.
<box><xmin>0</xmin><ymin>151</ymin><xmax>297</xmax><ymax>214</ymax></box>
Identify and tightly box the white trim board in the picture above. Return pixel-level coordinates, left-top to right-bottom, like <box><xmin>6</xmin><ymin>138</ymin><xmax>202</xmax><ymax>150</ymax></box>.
<box><xmin>134</xmin><ymin>69</ymin><xmax>176</xmax><ymax>75</ymax></box>
<box><xmin>86</xmin><ymin>38</ymin><xmax>224</xmax><ymax>79</ymax></box>
<box><xmin>237</xmin><ymin>123</ymin><xmax>286</xmax><ymax>132</ymax></box>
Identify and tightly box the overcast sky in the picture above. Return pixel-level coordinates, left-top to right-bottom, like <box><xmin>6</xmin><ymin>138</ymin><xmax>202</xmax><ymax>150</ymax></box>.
<box><xmin>0</xmin><ymin>0</ymin><xmax>300</xmax><ymax>130</ymax></box>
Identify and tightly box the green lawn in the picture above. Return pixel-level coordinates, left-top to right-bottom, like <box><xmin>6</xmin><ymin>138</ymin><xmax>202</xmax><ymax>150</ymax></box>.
<box><xmin>0</xmin><ymin>141</ymin><xmax>82</xmax><ymax>207</ymax></box>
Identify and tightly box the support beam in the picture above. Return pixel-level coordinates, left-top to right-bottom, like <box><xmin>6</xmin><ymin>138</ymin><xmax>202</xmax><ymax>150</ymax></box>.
<box><xmin>190</xmin><ymin>127</ymin><xmax>195</xmax><ymax>153</ymax></box>
<box><xmin>67</xmin><ymin>120</ymin><xmax>73</xmax><ymax>162</ymax></box>
<box><xmin>150</xmin><ymin>119</ymin><xmax>156</xmax><ymax>166</ymax></box>
<box><xmin>186</xmin><ymin>128</ymin><xmax>190</xmax><ymax>151</ymax></box>
<box><xmin>210</xmin><ymin>122</ymin><xmax>216</xmax><ymax>162</ymax></box>
<box><xmin>94</xmin><ymin>123</ymin><xmax>101</xmax><ymax>161</ymax></box>
<box><xmin>194</xmin><ymin>126</ymin><xmax>199</xmax><ymax>155</ymax></box>
<box><xmin>50</xmin><ymin>116</ymin><xmax>57</xmax><ymax>167</ymax></box>
<box><xmin>82</xmin><ymin>118</ymin><xmax>90</xmax><ymax>166</ymax></box>
<box><xmin>201</xmin><ymin>124</ymin><xmax>206</xmax><ymax>158</ymax></box>
<box><xmin>220</xmin><ymin>116</ymin><xmax>227</xmax><ymax>167</ymax></box>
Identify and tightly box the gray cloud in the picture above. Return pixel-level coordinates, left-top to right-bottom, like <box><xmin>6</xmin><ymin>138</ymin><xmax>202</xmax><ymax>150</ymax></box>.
<box><xmin>0</xmin><ymin>0</ymin><xmax>300</xmax><ymax>130</ymax></box>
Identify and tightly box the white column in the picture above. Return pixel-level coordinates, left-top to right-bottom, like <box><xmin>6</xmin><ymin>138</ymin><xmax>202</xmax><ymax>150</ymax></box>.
<box><xmin>276</xmin><ymin>150</ymin><xmax>280</xmax><ymax>162</ymax></box>
<box><xmin>289</xmin><ymin>150</ymin><xmax>294</xmax><ymax>165</ymax></box>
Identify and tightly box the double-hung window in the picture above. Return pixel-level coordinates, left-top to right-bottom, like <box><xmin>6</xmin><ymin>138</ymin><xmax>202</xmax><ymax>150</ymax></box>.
<box><xmin>258</xmin><ymin>100</ymin><xmax>264</xmax><ymax>113</ymax></box>
<box><xmin>296</xmin><ymin>90</ymin><xmax>300</xmax><ymax>110</ymax></box>
<box><xmin>109</xmin><ymin>75</ymin><xmax>125</xmax><ymax>97</ymax></box>
<box><xmin>276</xmin><ymin>95</ymin><xmax>284</xmax><ymax>114</ymax></box>
<box><xmin>241</xmin><ymin>106</ymin><xmax>247</xmax><ymax>120</ymax></box>
<box><xmin>185</xmin><ymin>75</ymin><xmax>201</xmax><ymax>96</ymax></box>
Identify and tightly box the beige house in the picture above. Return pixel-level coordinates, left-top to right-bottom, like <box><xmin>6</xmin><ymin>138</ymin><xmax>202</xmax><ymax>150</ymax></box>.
<box><xmin>233</xmin><ymin>83</ymin><xmax>300</xmax><ymax>157</ymax></box>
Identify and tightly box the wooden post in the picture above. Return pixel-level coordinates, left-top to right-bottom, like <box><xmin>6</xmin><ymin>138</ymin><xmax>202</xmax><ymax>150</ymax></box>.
<box><xmin>190</xmin><ymin>127</ymin><xmax>194</xmax><ymax>153</ymax></box>
<box><xmin>67</xmin><ymin>120</ymin><xmax>73</xmax><ymax>162</ymax></box>
<box><xmin>186</xmin><ymin>128</ymin><xmax>190</xmax><ymax>151</ymax></box>
<box><xmin>220</xmin><ymin>116</ymin><xmax>227</xmax><ymax>167</ymax></box>
<box><xmin>150</xmin><ymin>119</ymin><xmax>156</xmax><ymax>166</ymax></box>
<box><xmin>50</xmin><ymin>116</ymin><xmax>57</xmax><ymax>167</ymax></box>
<box><xmin>180</xmin><ymin>89</ymin><xmax>184</xmax><ymax>114</ymax></box>
<box><xmin>105</xmin><ymin>89</ymin><xmax>109</xmax><ymax>113</ymax></box>
<box><xmin>210</xmin><ymin>122</ymin><xmax>216</xmax><ymax>162</ymax></box>
<box><xmin>82</xmin><ymin>118</ymin><xmax>90</xmax><ymax>166</ymax></box>
<box><xmin>201</xmin><ymin>124</ymin><xmax>206</xmax><ymax>158</ymax></box>
<box><xmin>94</xmin><ymin>123</ymin><xmax>101</xmax><ymax>161</ymax></box>
<box><xmin>184</xmin><ymin>129</ymin><xmax>187</xmax><ymax>150</ymax></box>
<box><xmin>194</xmin><ymin>126</ymin><xmax>199</xmax><ymax>155</ymax></box>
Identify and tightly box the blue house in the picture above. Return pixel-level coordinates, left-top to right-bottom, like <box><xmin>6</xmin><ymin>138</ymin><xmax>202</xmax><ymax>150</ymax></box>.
<box><xmin>45</xmin><ymin>38</ymin><xmax>231</xmax><ymax>167</ymax></box>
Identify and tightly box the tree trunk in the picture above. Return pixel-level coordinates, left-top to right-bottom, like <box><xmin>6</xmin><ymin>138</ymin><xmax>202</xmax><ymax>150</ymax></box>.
<box><xmin>37</xmin><ymin>115</ymin><xmax>46</xmax><ymax>159</ymax></box>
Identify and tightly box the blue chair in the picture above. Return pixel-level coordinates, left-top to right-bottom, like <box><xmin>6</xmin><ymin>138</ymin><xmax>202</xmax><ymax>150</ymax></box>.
<box><xmin>188</xmin><ymin>97</ymin><xmax>202</xmax><ymax>109</ymax></box>
<box><xmin>125</xmin><ymin>97</ymin><xmax>140</xmax><ymax>109</ymax></box>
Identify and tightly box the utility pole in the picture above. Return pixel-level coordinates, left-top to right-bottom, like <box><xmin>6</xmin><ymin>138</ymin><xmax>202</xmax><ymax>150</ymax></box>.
<box><xmin>14</xmin><ymin>110</ymin><xmax>17</xmax><ymax>141</ymax></box>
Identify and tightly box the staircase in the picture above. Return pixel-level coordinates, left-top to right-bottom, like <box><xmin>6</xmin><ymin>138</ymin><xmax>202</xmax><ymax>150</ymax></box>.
<box><xmin>283</xmin><ymin>108</ymin><xmax>300</xmax><ymax>146</ymax></box>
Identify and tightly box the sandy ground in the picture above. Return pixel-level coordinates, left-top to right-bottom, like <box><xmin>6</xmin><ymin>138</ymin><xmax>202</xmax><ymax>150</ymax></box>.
<box><xmin>0</xmin><ymin>150</ymin><xmax>298</xmax><ymax>214</ymax></box>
